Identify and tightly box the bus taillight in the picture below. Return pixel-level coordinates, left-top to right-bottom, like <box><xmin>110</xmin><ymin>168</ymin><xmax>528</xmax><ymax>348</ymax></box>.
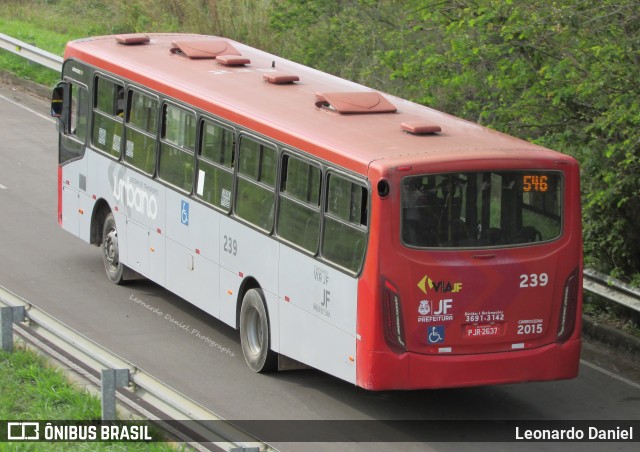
<box><xmin>557</xmin><ymin>268</ymin><xmax>580</xmax><ymax>343</ymax></box>
<box><xmin>382</xmin><ymin>279</ymin><xmax>406</xmax><ymax>353</ymax></box>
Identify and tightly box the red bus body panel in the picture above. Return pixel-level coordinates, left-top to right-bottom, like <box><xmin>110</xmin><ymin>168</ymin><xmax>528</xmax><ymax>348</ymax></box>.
<box><xmin>357</xmin><ymin>155</ymin><xmax>582</xmax><ymax>390</ymax></box>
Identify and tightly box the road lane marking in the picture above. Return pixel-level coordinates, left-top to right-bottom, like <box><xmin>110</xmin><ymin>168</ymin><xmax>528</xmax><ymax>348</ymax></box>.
<box><xmin>0</xmin><ymin>183</ymin><xmax>6</xmax><ymax>189</ymax></box>
<box><xmin>0</xmin><ymin>93</ymin><xmax>55</xmax><ymax>124</ymax></box>
<box><xmin>581</xmin><ymin>358</ymin><xmax>640</xmax><ymax>391</ymax></box>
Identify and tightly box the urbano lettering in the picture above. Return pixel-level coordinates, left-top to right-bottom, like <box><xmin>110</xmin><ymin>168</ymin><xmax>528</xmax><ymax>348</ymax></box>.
<box><xmin>113</xmin><ymin>175</ymin><xmax>158</xmax><ymax>220</ymax></box>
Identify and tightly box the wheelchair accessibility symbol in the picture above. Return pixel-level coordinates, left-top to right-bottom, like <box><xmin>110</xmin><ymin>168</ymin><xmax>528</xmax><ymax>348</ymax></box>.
<box><xmin>428</xmin><ymin>326</ymin><xmax>445</xmax><ymax>344</ymax></box>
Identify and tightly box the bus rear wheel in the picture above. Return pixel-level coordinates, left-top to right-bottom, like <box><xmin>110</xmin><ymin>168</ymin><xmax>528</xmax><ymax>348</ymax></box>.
<box><xmin>239</xmin><ymin>288</ymin><xmax>277</xmax><ymax>373</ymax></box>
<box><xmin>102</xmin><ymin>212</ymin><xmax>126</xmax><ymax>285</ymax></box>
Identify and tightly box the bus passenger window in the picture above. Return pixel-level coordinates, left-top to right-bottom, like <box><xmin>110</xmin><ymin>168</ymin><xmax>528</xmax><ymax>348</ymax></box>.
<box><xmin>59</xmin><ymin>82</ymin><xmax>89</xmax><ymax>164</ymax></box>
<box><xmin>92</xmin><ymin>76</ymin><xmax>124</xmax><ymax>159</ymax></box>
<box><xmin>158</xmin><ymin>103</ymin><xmax>196</xmax><ymax>191</ymax></box>
<box><xmin>70</xmin><ymin>84</ymin><xmax>88</xmax><ymax>142</ymax></box>
<box><xmin>277</xmin><ymin>154</ymin><xmax>321</xmax><ymax>253</ymax></box>
<box><xmin>196</xmin><ymin>120</ymin><xmax>235</xmax><ymax>211</ymax></box>
<box><xmin>124</xmin><ymin>90</ymin><xmax>158</xmax><ymax>175</ymax></box>
<box><xmin>322</xmin><ymin>174</ymin><xmax>368</xmax><ymax>273</ymax></box>
<box><xmin>235</xmin><ymin>136</ymin><xmax>276</xmax><ymax>231</ymax></box>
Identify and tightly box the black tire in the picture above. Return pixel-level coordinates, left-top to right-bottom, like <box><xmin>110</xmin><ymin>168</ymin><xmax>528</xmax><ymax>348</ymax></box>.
<box><xmin>102</xmin><ymin>212</ymin><xmax>126</xmax><ymax>285</ymax></box>
<box><xmin>239</xmin><ymin>288</ymin><xmax>278</xmax><ymax>373</ymax></box>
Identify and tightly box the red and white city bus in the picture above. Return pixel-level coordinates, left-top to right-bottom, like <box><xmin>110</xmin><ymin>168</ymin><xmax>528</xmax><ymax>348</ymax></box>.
<box><xmin>51</xmin><ymin>33</ymin><xmax>582</xmax><ymax>390</ymax></box>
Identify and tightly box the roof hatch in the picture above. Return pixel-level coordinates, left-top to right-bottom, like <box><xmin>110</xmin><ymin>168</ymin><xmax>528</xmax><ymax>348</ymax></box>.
<box><xmin>216</xmin><ymin>54</ymin><xmax>251</xmax><ymax>66</ymax></box>
<box><xmin>115</xmin><ymin>34</ymin><xmax>150</xmax><ymax>45</ymax></box>
<box><xmin>401</xmin><ymin>121</ymin><xmax>442</xmax><ymax>135</ymax></box>
<box><xmin>264</xmin><ymin>73</ymin><xmax>300</xmax><ymax>84</ymax></box>
<box><xmin>314</xmin><ymin>92</ymin><xmax>397</xmax><ymax>114</ymax></box>
<box><xmin>170</xmin><ymin>40</ymin><xmax>241</xmax><ymax>59</ymax></box>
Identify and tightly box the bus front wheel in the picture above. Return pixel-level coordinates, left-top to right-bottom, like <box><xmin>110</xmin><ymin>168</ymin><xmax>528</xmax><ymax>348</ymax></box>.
<box><xmin>239</xmin><ymin>288</ymin><xmax>278</xmax><ymax>373</ymax></box>
<box><xmin>102</xmin><ymin>212</ymin><xmax>126</xmax><ymax>285</ymax></box>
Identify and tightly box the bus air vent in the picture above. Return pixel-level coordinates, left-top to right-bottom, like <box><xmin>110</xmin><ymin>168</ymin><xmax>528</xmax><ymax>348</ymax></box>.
<box><xmin>170</xmin><ymin>40</ymin><xmax>241</xmax><ymax>59</ymax></box>
<box><xmin>216</xmin><ymin>54</ymin><xmax>251</xmax><ymax>66</ymax></box>
<box><xmin>263</xmin><ymin>73</ymin><xmax>300</xmax><ymax>84</ymax></box>
<box><xmin>115</xmin><ymin>34</ymin><xmax>150</xmax><ymax>45</ymax></box>
<box><xmin>314</xmin><ymin>92</ymin><xmax>397</xmax><ymax>114</ymax></box>
<box><xmin>401</xmin><ymin>121</ymin><xmax>442</xmax><ymax>135</ymax></box>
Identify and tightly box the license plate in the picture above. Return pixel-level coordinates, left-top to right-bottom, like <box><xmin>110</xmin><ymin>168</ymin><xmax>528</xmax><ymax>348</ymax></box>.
<box><xmin>464</xmin><ymin>323</ymin><xmax>503</xmax><ymax>338</ymax></box>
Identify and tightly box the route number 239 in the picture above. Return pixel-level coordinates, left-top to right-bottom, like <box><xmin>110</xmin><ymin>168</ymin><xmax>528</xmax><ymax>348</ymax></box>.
<box><xmin>520</xmin><ymin>273</ymin><xmax>548</xmax><ymax>288</ymax></box>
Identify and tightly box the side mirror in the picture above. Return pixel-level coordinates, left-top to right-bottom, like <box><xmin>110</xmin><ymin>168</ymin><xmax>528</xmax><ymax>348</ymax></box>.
<box><xmin>51</xmin><ymin>84</ymin><xmax>65</xmax><ymax>117</ymax></box>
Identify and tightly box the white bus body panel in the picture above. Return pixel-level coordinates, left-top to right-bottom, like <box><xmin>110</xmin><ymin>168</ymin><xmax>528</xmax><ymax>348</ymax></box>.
<box><xmin>63</xmin><ymin>151</ymin><xmax>358</xmax><ymax>385</ymax></box>
<box><xmin>165</xmin><ymin>190</ymin><xmax>220</xmax><ymax>316</ymax></box>
<box><xmin>278</xmin><ymin>245</ymin><xmax>357</xmax><ymax>384</ymax></box>
<box><xmin>218</xmin><ymin>215</ymin><xmax>281</xmax><ymax>350</ymax></box>
<box><xmin>60</xmin><ymin>155</ymin><xmax>87</xmax><ymax>237</ymax></box>
<box><xmin>61</xmin><ymin>184</ymin><xmax>80</xmax><ymax>236</ymax></box>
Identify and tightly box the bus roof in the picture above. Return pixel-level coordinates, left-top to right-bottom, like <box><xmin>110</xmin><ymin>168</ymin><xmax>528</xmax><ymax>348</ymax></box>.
<box><xmin>64</xmin><ymin>34</ymin><xmax>569</xmax><ymax>176</ymax></box>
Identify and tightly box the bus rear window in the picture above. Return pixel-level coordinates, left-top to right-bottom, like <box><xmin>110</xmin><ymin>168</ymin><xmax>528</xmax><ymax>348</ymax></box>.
<box><xmin>402</xmin><ymin>171</ymin><xmax>562</xmax><ymax>248</ymax></box>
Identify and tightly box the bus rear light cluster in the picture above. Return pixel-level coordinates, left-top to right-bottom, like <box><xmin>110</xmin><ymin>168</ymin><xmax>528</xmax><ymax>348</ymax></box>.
<box><xmin>557</xmin><ymin>268</ymin><xmax>580</xmax><ymax>343</ymax></box>
<box><xmin>382</xmin><ymin>279</ymin><xmax>406</xmax><ymax>353</ymax></box>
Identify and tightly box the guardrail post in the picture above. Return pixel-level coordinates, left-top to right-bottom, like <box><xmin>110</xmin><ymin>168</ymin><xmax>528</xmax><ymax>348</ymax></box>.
<box><xmin>101</xmin><ymin>368</ymin><xmax>130</xmax><ymax>420</ymax></box>
<box><xmin>0</xmin><ymin>306</ymin><xmax>25</xmax><ymax>352</ymax></box>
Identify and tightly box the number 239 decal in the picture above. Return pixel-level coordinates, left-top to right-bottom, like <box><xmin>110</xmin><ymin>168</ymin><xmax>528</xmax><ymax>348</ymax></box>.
<box><xmin>520</xmin><ymin>273</ymin><xmax>549</xmax><ymax>288</ymax></box>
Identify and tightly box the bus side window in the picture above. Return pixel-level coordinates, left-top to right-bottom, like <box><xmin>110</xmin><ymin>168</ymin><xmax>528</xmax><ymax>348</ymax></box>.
<box><xmin>235</xmin><ymin>136</ymin><xmax>277</xmax><ymax>231</ymax></box>
<box><xmin>59</xmin><ymin>82</ymin><xmax>89</xmax><ymax>164</ymax></box>
<box><xmin>322</xmin><ymin>173</ymin><xmax>368</xmax><ymax>273</ymax></box>
<box><xmin>92</xmin><ymin>76</ymin><xmax>124</xmax><ymax>159</ymax></box>
<box><xmin>196</xmin><ymin>119</ymin><xmax>234</xmax><ymax>211</ymax></box>
<box><xmin>277</xmin><ymin>154</ymin><xmax>321</xmax><ymax>253</ymax></box>
<box><xmin>124</xmin><ymin>89</ymin><xmax>158</xmax><ymax>175</ymax></box>
<box><xmin>70</xmin><ymin>83</ymin><xmax>88</xmax><ymax>142</ymax></box>
<box><xmin>158</xmin><ymin>103</ymin><xmax>196</xmax><ymax>192</ymax></box>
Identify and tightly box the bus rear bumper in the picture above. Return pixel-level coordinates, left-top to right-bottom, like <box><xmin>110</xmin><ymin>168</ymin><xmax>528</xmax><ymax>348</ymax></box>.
<box><xmin>358</xmin><ymin>339</ymin><xmax>581</xmax><ymax>390</ymax></box>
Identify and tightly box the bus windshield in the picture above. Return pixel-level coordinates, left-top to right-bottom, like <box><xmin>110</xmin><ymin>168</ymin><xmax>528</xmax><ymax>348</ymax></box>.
<box><xmin>402</xmin><ymin>171</ymin><xmax>562</xmax><ymax>248</ymax></box>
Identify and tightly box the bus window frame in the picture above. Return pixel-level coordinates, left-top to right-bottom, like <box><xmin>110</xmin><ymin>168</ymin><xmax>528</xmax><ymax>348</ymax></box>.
<box><xmin>233</xmin><ymin>132</ymin><xmax>280</xmax><ymax>234</ymax></box>
<box><xmin>195</xmin><ymin>115</ymin><xmax>237</xmax><ymax>214</ymax></box>
<box><xmin>399</xmin><ymin>169</ymin><xmax>565</xmax><ymax>250</ymax></box>
<box><xmin>157</xmin><ymin>100</ymin><xmax>198</xmax><ymax>194</ymax></box>
<box><xmin>122</xmin><ymin>85</ymin><xmax>160</xmax><ymax>177</ymax></box>
<box><xmin>57</xmin><ymin>77</ymin><xmax>89</xmax><ymax>164</ymax></box>
<box><xmin>320</xmin><ymin>168</ymin><xmax>370</xmax><ymax>275</ymax></box>
<box><xmin>276</xmin><ymin>149</ymin><xmax>323</xmax><ymax>255</ymax></box>
<box><xmin>91</xmin><ymin>72</ymin><xmax>126</xmax><ymax>161</ymax></box>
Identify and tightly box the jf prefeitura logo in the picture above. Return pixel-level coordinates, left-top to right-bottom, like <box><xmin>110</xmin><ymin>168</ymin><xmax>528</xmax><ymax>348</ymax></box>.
<box><xmin>2</xmin><ymin>421</ymin><xmax>154</xmax><ymax>442</ymax></box>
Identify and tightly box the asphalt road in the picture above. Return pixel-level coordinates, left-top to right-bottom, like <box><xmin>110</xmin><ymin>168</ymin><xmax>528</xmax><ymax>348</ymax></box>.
<box><xmin>0</xmin><ymin>81</ymin><xmax>638</xmax><ymax>451</ymax></box>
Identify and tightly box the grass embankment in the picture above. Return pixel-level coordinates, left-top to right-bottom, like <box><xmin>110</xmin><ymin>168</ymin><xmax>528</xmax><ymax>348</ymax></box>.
<box><xmin>0</xmin><ymin>348</ymin><xmax>177</xmax><ymax>450</ymax></box>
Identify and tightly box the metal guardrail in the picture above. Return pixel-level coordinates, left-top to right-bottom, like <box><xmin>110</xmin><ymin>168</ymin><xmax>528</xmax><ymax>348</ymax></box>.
<box><xmin>583</xmin><ymin>269</ymin><xmax>640</xmax><ymax>314</ymax></box>
<box><xmin>0</xmin><ymin>285</ymin><xmax>271</xmax><ymax>451</ymax></box>
<box><xmin>0</xmin><ymin>33</ymin><xmax>63</xmax><ymax>72</ymax></box>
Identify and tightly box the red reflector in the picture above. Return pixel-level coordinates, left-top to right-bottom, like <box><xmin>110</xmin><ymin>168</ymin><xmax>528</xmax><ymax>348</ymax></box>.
<box><xmin>156</xmin><ymin>228</ymin><xmax>162</xmax><ymax>234</ymax></box>
<box><xmin>196</xmin><ymin>249</ymin><xmax>201</xmax><ymax>255</ymax></box>
<box><xmin>92</xmin><ymin>194</ymin><xmax>97</xmax><ymax>200</ymax></box>
<box><xmin>114</xmin><ymin>206</ymin><xmax>119</xmax><ymax>212</ymax></box>
<box><xmin>239</xmin><ymin>272</ymin><xmax>244</xmax><ymax>278</ymax></box>
<box><xmin>384</xmin><ymin>280</ymin><xmax>396</xmax><ymax>291</ymax></box>
<box><xmin>285</xmin><ymin>296</ymin><xmax>290</xmax><ymax>302</ymax></box>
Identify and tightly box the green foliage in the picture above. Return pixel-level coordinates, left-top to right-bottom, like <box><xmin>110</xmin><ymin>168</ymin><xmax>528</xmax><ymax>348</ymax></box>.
<box><xmin>0</xmin><ymin>349</ymin><xmax>101</xmax><ymax>420</ymax></box>
<box><xmin>1</xmin><ymin>0</ymin><xmax>639</xmax><ymax>284</ymax></box>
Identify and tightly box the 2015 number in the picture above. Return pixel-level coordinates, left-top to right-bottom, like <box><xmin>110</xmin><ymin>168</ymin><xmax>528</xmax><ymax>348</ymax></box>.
<box><xmin>520</xmin><ymin>273</ymin><xmax>548</xmax><ymax>288</ymax></box>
